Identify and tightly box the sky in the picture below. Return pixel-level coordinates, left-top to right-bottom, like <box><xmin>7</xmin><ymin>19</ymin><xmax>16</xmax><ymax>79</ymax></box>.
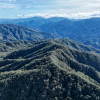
<box><xmin>1</xmin><ymin>0</ymin><xmax>100</xmax><ymax>19</ymax></box>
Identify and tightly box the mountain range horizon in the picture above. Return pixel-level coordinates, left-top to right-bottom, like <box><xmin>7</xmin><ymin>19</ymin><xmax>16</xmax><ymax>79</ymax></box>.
<box><xmin>1</xmin><ymin>16</ymin><xmax>100</xmax><ymax>20</ymax></box>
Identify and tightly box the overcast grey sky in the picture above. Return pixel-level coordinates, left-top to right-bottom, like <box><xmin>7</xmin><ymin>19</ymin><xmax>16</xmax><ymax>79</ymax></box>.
<box><xmin>0</xmin><ymin>0</ymin><xmax>100</xmax><ymax>19</ymax></box>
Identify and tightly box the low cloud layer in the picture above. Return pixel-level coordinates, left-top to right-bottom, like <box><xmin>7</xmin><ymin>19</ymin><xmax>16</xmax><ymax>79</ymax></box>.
<box><xmin>1</xmin><ymin>0</ymin><xmax>100</xmax><ymax>19</ymax></box>
<box><xmin>17</xmin><ymin>10</ymin><xmax>100</xmax><ymax>19</ymax></box>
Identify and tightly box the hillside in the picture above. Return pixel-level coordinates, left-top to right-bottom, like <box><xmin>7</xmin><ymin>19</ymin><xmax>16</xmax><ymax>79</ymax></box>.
<box><xmin>53</xmin><ymin>39</ymin><xmax>100</xmax><ymax>54</ymax></box>
<box><xmin>38</xmin><ymin>18</ymin><xmax>100</xmax><ymax>49</ymax></box>
<box><xmin>0</xmin><ymin>38</ymin><xmax>100</xmax><ymax>58</ymax></box>
<box><xmin>11</xmin><ymin>17</ymin><xmax>100</xmax><ymax>49</ymax></box>
<box><xmin>0</xmin><ymin>40</ymin><xmax>100</xmax><ymax>100</ymax></box>
<box><xmin>2</xmin><ymin>17</ymin><xmax>100</xmax><ymax>49</ymax></box>
<box><xmin>0</xmin><ymin>41</ymin><xmax>36</xmax><ymax>58</ymax></box>
<box><xmin>0</xmin><ymin>24</ymin><xmax>55</xmax><ymax>41</ymax></box>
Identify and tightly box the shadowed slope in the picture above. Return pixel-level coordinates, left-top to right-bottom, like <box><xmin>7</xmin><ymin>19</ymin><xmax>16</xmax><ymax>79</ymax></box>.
<box><xmin>38</xmin><ymin>18</ymin><xmax>100</xmax><ymax>49</ymax></box>
<box><xmin>0</xmin><ymin>24</ymin><xmax>55</xmax><ymax>41</ymax></box>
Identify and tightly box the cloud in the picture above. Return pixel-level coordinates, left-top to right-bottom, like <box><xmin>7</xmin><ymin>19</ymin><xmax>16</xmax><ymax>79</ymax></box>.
<box><xmin>0</xmin><ymin>3</ymin><xmax>18</xmax><ymax>9</ymax></box>
<box><xmin>1</xmin><ymin>0</ymin><xmax>100</xmax><ymax>10</ymax></box>
<box><xmin>0</xmin><ymin>0</ymin><xmax>19</xmax><ymax>10</ymax></box>
<box><xmin>17</xmin><ymin>10</ymin><xmax>100</xmax><ymax>19</ymax></box>
<box><xmin>0</xmin><ymin>0</ymin><xmax>16</xmax><ymax>2</ymax></box>
<box><xmin>1</xmin><ymin>0</ymin><xmax>100</xmax><ymax>19</ymax></box>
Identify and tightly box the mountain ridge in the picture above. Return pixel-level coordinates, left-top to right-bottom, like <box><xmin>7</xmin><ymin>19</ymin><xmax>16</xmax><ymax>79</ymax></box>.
<box><xmin>0</xmin><ymin>40</ymin><xmax>100</xmax><ymax>100</ymax></box>
<box><xmin>6</xmin><ymin>17</ymin><xmax>100</xmax><ymax>49</ymax></box>
<box><xmin>0</xmin><ymin>24</ymin><xmax>56</xmax><ymax>41</ymax></box>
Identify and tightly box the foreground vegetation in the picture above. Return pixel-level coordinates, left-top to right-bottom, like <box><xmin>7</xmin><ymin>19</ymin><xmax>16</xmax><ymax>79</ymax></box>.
<box><xmin>0</xmin><ymin>39</ymin><xmax>100</xmax><ymax>100</ymax></box>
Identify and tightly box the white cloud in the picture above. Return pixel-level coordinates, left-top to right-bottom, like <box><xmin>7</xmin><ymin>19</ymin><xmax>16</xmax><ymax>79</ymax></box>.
<box><xmin>1</xmin><ymin>0</ymin><xmax>100</xmax><ymax>19</ymax></box>
<box><xmin>20</xmin><ymin>0</ymin><xmax>100</xmax><ymax>18</ymax></box>
<box><xmin>0</xmin><ymin>0</ymin><xmax>16</xmax><ymax>2</ymax></box>
<box><xmin>0</xmin><ymin>3</ymin><xmax>18</xmax><ymax>9</ymax></box>
<box><xmin>17</xmin><ymin>9</ymin><xmax>100</xmax><ymax>19</ymax></box>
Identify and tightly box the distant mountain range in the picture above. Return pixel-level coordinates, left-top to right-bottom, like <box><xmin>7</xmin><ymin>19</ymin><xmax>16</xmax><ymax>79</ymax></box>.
<box><xmin>38</xmin><ymin>18</ymin><xmax>100</xmax><ymax>49</ymax></box>
<box><xmin>0</xmin><ymin>17</ymin><xmax>66</xmax><ymax>29</ymax></box>
<box><xmin>2</xmin><ymin>17</ymin><xmax>99</xmax><ymax>49</ymax></box>
<box><xmin>0</xmin><ymin>39</ymin><xmax>100</xmax><ymax>100</ymax></box>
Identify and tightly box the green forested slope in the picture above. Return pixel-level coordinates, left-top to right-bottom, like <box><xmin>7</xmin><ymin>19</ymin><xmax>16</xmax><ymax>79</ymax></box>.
<box><xmin>0</xmin><ymin>38</ymin><xmax>100</xmax><ymax>58</ymax></box>
<box><xmin>0</xmin><ymin>40</ymin><xmax>100</xmax><ymax>100</ymax></box>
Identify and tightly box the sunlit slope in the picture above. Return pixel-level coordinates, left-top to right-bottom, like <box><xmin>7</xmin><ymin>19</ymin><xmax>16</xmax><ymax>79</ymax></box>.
<box><xmin>0</xmin><ymin>40</ymin><xmax>100</xmax><ymax>100</ymax></box>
